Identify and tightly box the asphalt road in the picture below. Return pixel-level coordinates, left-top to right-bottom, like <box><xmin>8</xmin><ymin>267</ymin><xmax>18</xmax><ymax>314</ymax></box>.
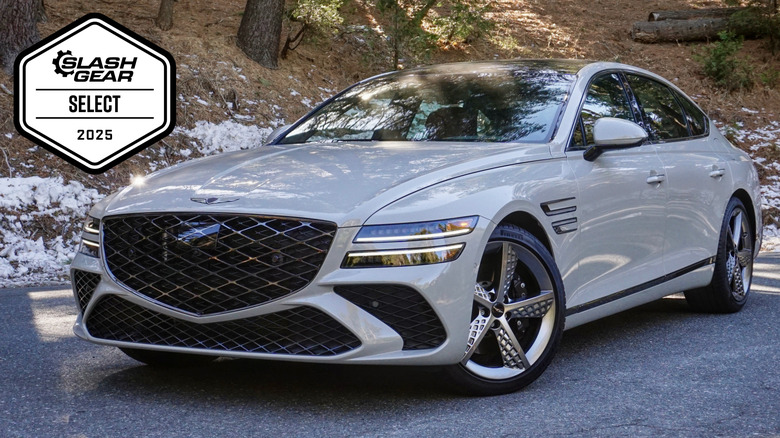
<box><xmin>1</xmin><ymin>256</ymin><xmax>779</xmax><ymax>437</ymax></box>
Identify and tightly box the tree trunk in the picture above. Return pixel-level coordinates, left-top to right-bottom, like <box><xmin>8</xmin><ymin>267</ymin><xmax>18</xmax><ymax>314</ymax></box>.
<box><xmin>156</xmin><ymin>0</ymin><xmax>175</xmax><ymax>31</ymax></box>
<box><xmin>0</xmin><ymin>0</ymin><xmax>40</xmax><ymax>75</ymax></box>
<box><xmin>237</xmin><ymin>0</ymin><xmax>284</xmax><ymax>69</ymax></box>
<box><xmin>631</xmin><ymin>18</ymin><xmax>728</xmax><ymax>43</ymax></box>
<box><xmin>648</xmin><ymin>7</ymin><xmax>747</xmax><ymax>22</ymax></box>
<box><xmin>36</xmin><ymin>0</ymin><xmax>47</xmax><ymax>23</ymax></box>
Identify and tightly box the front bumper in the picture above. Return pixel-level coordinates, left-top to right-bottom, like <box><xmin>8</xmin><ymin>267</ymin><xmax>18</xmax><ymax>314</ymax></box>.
<box><xmin>71</xmin><ymin>218</ymin><xmax>492</xmax><ymax>366</ymax></box>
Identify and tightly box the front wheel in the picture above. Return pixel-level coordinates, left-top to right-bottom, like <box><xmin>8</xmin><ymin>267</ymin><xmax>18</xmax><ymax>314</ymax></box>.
<box><xmin>445</xmin><ymin>224</ymin><xmax>565</xmax><ymax>396</ymax></box>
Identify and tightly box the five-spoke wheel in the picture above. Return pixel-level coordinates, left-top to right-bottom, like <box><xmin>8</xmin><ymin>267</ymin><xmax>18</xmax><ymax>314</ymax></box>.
<box><xmin>725</xmin><ymin>207</ymin><xmax>753</xmax><ymax>301</ymax></box>
<box><xmin>447</xmin><ymin>224</ymin><xmax>564</xmax><ymax>395</ymax></box>
<box><xmin>685</xmin><ymin>197</ymin><xmax>754</xmax><ymax>313</ymax></box>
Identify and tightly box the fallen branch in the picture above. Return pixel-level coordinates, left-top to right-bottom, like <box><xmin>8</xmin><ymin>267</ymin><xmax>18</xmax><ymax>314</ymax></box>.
<box><xmin>648</xmin><ymin>7</ymin><xmax>747</xmax><ymax>22</ymax></box>
<box><xmin>631</xmin><ymin>18</ymin><xmax>727</xmax><ymax>43</ymax></box>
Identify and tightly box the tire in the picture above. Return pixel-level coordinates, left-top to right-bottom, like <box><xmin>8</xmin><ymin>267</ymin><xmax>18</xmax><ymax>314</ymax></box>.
<box><xmin>119</xmin><ymin>347</ymin><xmax>218</xmax><ymax>367</ymax></box>
<box><xmin>685</xmin><ymin>197</ymin><xmax>754</xmax><ymax>313</ymax></box>
<box><xmin>445</xmin><ymin>224</ymin><xmax>565</xmax><ymax>396</ymax></box>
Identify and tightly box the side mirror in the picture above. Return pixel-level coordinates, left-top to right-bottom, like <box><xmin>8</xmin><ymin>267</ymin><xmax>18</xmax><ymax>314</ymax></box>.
<box><xmin>584</xmin><ymin>118</ymin><xmax>648</xmax><ymax>161</ymax></box>
<box><xmin>264</xmin><ymin>124</ymin><xmax>292</xmax><ymax>145</ymax></box>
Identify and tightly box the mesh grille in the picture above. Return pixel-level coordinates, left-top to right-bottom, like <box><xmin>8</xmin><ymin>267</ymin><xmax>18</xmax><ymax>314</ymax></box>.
<box><xmin>73</xmin><ymin>270</ymin><xmax>101</xmax><ymax>313</ymax></box>
<box><xmin>102</xmin><ymin>214</ymin><xmax>336</xmax><ymax>315</ymax></box>
<box><xmin>86</xmin><ymin>295</ymin><xmax>361</xmax><ymax>356</ymax></box>
<box><xmin>334</xmin><ymin>284</ymin><xmax>446</xmax><ymax>350</ymax></box>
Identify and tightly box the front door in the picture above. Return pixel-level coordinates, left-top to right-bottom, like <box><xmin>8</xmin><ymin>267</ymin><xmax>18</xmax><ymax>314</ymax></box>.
<box><xmin>563</xmin><ymin>72</ymin><xmax>667</xmax><ymax>310</ymax></box>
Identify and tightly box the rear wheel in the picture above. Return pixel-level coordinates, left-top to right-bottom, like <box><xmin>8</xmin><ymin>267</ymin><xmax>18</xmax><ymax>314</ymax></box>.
<box><xmin>120</xmin><ymin>347</ymin><xmax>217</xmax><ymax>367</ymax></box>
<box><xmin>445</xmin><ymin>224</ymin><xmax>565</xmax><ymax>396</ymax></box>
<box><xmin>685</xmin><ymin>197</ymin><xmax>754</xmax><ymax>313</ymax></box>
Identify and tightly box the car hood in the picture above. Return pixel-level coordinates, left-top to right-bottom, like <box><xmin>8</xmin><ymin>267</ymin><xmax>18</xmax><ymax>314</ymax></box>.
<box><xmin>103</xmin><ymin>141</ymin><xmax>550</xmax><ymax>226</ymax></box>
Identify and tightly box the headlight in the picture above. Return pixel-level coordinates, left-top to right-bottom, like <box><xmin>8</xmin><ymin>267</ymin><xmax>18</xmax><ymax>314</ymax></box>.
<box><xmin>354</xmin><ymin>216</ymin><xmax>478</xmax><ymax>243</ymax></box>
<box><xmin>79</xmin><ymin>239</ymin><xmax>100</xmax><ymax>258</ymax></box>
<box><xmin>342</xmin><ymin>243</ymin><xmax>465</xmax><ymax>268</ymax></box>
<box><xmin>83</xmin><ymin>216</ymin><xmax>100</xmax><ymax>234</ymax></box>
<box><xmin>79</xmin><ymin>216</ymin><xmax>100</xmax><ymax>258</ymax></box>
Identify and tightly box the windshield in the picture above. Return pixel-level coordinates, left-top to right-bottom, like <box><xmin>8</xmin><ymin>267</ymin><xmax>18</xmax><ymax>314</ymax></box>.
<box><xmin>279</xmin><ymin>64</ymin><xmax>575</xmax><ymax>144</ymax></box>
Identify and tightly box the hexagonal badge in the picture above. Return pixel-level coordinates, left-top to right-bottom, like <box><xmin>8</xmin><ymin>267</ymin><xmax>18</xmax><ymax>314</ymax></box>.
<box><xmin>14</xmin><ymin>13</ymin><xmax>175</xmax><ymax>174</ymax></box>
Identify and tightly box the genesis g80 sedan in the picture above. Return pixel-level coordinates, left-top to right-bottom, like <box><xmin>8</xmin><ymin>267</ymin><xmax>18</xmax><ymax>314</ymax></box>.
<box><xmin>71</xmin><ymin>60</ymin><xmax>761</xmax><ymax>395</ymax></box>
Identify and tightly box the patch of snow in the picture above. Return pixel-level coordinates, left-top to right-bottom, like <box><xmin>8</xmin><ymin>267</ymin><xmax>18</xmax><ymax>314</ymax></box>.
<box><xmin>761</xmin><ymin>222</ymin><xmax>780</xmax><ymax>252</ymax></box>
<box><xmin>290</xmin><ymin>90</ymin><xmax>300</xmax><ymax>97</ymax></box>
<box><xmin>179</xmin><ymin>120</ymin><xmax>274</xmax><ymax>155</ymax></box>
<box><xmin>0</xmin><ymin>177</ymin><xmax>104</xmax><ymax>285</ymax></box>
<box><xmin>742</xmin><ymin>107</ymin><xmax>759</xmax><ymax>114</ymax></box>
<box><xmin>4</xmin><ymin>133</ymin><xmax>12</xmax><ymax>139</ymax></box>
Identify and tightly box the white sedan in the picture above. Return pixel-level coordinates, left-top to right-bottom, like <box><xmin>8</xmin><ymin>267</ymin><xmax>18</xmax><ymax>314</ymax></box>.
<box><xmin>71</xmin><ymin>60</ymin><xmax>761</xmax><ymax>395</ymax></box>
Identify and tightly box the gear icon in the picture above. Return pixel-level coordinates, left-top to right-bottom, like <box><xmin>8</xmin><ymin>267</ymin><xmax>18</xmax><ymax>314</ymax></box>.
<box><xmin>52</xmin><ymin>50</ymin><xmax>73</xmax><ymax>77</ymax></box>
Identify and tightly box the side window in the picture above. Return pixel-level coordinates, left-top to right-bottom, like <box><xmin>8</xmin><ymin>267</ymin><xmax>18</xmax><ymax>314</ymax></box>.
<box><xmin>626</xmin><ymin>75</ymin><xmax>689</xmax><ymax>141</ymax></box>
<box><xmin>577</xmin><ymin>73</ymin><xmax>634</xmax><ymax>147</ymax></box>
<box><xmin>676</xmin><ymin>92</ymin><xmax>707</xmax><ymax>136</ymax></box>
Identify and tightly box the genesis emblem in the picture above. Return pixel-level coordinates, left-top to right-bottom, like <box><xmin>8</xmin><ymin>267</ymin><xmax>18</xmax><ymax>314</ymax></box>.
<box><xmin>190</xmin><ymin>197</ymin><xmax>240</xmax><ymax>205</ymax></box>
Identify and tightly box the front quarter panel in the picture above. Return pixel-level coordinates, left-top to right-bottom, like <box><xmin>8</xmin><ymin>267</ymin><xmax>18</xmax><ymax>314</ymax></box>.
<box><xmin>367</xmin><ymin>157</ymin><xmax>580</xmax><ymax>298</ymax></box>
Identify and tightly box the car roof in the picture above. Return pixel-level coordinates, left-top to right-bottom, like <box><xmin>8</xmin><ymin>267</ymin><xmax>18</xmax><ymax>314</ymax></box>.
<box><xmin>392</xmin><ymin>59</ymin><xmax>594</xmax><ymax>75</ymax></box>
<box><xmin>365</xmin><ymin>59</ymin><xmax>595</xmax><ymax>82</ymax></box>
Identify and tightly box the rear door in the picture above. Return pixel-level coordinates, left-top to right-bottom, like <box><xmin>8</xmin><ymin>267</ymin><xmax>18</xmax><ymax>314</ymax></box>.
<box><xmin>565</xmin><ymin>72</ymin><xmax>667</xmax><ymax>310</ymax></box>
<box><xmin>625</xmin><ymin>74</ymin><xmax>730</xmax><ymax>272</ymax></box>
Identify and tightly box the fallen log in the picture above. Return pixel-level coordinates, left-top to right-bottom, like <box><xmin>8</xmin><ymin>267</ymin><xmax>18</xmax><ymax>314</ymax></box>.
<box><xmin>631</xmin><ymin>18</ymin><xmax>727</xmax><ymax>43</ymax></box>
<box><xmin>648</xmin><ymin>7</ymin><xmax>747</xmax><ymax>22</ymax></box>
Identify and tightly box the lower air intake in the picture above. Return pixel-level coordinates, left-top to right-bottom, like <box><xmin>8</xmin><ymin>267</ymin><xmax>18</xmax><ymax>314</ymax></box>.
<box><xmin>73</xmin><ymin>270</ymin><xmax>101</xmax><ymax>313</ymax></box>
<box><xmin>86</xmin><ymin>295</ymin><xmax>361</xmax><ymax>356</ymax></box>
<box><xmin>334</xmin><ymin>284</ymin><xmax>446</xmax><ymax>350</ymax></box>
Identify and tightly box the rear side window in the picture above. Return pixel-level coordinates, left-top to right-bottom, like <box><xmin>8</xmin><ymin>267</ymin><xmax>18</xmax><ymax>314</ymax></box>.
<box><xmin>626</xmin><ymin>74</ymin><xmax>689</xmax><ymax>141</ymax></box>
<box><xmin>676</xmin><ymin>92</ymin><xmax>707</xmax><ymax>136</ymax></box>
<box><xmin>573</xmin><ymin>73</ymin><xmax>634</xmax><ymax>148</ymax></box>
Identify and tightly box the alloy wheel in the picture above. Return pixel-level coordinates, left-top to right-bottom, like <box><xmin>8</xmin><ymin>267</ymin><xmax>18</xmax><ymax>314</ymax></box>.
<box><xmin>726</xmin><ymin>207</ymin><xmax>753</xmax><ymax>301</ymax></box>
<box><xmin>463</xmin><ymin>241</ymin><xmax>557</xmax><ymax>380</ymax></box>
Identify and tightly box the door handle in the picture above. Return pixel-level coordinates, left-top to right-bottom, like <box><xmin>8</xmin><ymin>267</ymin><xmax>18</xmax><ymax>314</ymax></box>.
<box><xmin>646</xmin><ymin>174</ymin><xmax>665</xmax><ymax>184</ymax></box>
<box><xmin>709</xmin><ymin>168</ymin><xmax>726</xmax><ymax>178</ymax></box>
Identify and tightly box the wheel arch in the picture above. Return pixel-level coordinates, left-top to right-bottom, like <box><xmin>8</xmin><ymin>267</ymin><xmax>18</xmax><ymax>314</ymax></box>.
<box><xmin>732</xmin><ymin>188</ymin><xmax>758</xmax><ymax>244</ymax></box>
<box><xmin>496</xmin><ymin>211</ymin><xmax>554</xmax><ymax>258</ymax></box>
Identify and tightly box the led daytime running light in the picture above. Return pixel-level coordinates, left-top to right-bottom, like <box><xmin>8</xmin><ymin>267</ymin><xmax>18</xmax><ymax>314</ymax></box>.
<box><xmin>79</xmin><ymin>239</ymin><xmax>100</xmax><ymax>258</ymax></box>
<box><xmin>84</xmin><ymin>216</ymin><xmax>100</xmax><ymax>234</ymax></box>
<box><xmin>343</xmin><ymin>243</ymin><xmax>465</xmax><ymax>268</ymax></box>
<box><xmin>354</xmin><ymin>216</ymin><xmax>477</xmax><ymax>243</ymax></box>
<box><xmin>81</xmin><ymin>239</ymin><xmax>99</xmax><ymax>248</ymax></box>
<box><xmin>347</xmin><ymin>244</ymin><xmax>464</xmax><ymax>258</ymax></box>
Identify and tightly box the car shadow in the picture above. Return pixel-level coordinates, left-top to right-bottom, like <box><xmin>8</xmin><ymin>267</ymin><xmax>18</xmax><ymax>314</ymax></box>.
<box><xmin>94</xmin><ymin>355</ymin><xmax>453</xmax><ymax>405</ymax></box>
